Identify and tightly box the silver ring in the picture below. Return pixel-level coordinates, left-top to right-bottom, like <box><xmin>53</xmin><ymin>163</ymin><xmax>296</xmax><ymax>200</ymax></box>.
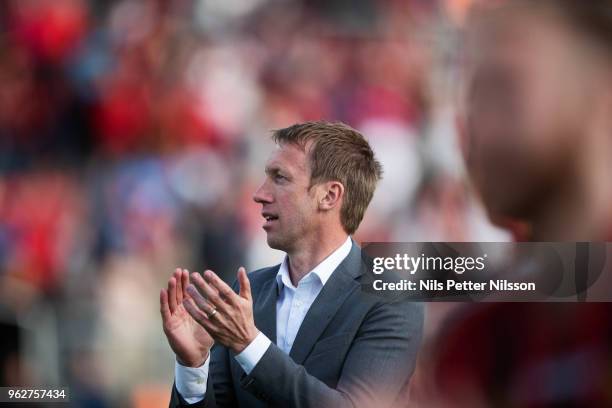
<box><xmin>207</xmin><ymin>308</ymin><xmax>218</xmax><ymax>319</ymax></box>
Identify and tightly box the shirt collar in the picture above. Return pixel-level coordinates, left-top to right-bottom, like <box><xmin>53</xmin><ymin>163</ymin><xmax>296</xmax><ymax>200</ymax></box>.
<box><xmin>275</xmin><ymin>236</ymin><xmax>353</xmax><ymax>290</ymax></box>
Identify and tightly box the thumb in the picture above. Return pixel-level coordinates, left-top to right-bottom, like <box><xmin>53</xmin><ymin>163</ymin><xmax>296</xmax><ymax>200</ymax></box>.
<box><xmin>238</xmin><ymin>267</ymin><xmax>251</xmax><ymax>300</ymax></box>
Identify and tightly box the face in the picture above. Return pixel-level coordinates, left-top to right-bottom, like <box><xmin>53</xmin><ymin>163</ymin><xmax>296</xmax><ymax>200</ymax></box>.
<box><xmin>463</xmin><ymin>9</ymin><xmax>592</xmax><ymax>220</ymax></box>
<box><xmin>252</xmin><ymin>143</ymin><xmax>320</xmax><ymax>252</ymax></box>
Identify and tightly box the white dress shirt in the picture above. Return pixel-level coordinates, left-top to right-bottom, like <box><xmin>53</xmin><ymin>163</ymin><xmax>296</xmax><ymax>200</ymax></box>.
<box><xmin>175</xmin><ymin>236</ymin><xmax>353</xmax><ymax>404</ymax></box>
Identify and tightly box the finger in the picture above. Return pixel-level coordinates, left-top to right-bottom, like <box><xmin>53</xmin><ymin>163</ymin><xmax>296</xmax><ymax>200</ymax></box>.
<box><xmin>160</xmin><ymin>289</ymin><xmax>171</xmax><ymax>321</ymax></box>
<box><xmin>183</xmin><ymin>297</ymin><xmax>221</xmax><ymax>333</ymax></box>
<box><xmin>168</xmin><ymin>276</ymin><xmax>177</xmax><ymax>313</ymax></box>
<box><xmin>238</xmin><ymin>267</ymin><xmax>251</xmax><ymax>300</ymax></box>
<box><xmin>181</xmin><ymin>269</ymin><xmax>190</xmax><ymax>299</ymax></box>
<box><xmin>185</xmin><ymin>284</ymin><xmax>216</xmax><ymax>316</ymax></box>
<box><xmin>203</xmin><ymin>270</ymin><xmax>238</xmax><ymax>305</ymax></box>
<box><xmin>182</xmin><ymin>297</ymin><xmax>208</xmax><ymax>325</ymax></box>
<box><xmin>176</xmin><ymin>268</ymin><xmax>184</xmax><ymax>304</ymax></box>
<box><xmin>194</xmin><ymin>272</ymin><xmax>219</xmax><ymax>296</ymax></box>
<box><xmin>192</xmin><ymin>272</ymin><xmax>231</xmax><ymax>312</ymax></box>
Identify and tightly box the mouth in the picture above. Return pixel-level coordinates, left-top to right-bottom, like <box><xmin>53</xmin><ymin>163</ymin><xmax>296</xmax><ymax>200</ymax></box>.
<box><xmin>262</xmin><ymin>212</ymin><xmax>279</xmax><ymax>229</ymax></box>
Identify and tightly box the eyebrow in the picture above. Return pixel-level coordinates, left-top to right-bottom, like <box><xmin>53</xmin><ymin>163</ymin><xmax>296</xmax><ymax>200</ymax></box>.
<box><xmin>265</xmin><ymin>165</ymin><xmax>291</xmax><ymax>178</ymax></box>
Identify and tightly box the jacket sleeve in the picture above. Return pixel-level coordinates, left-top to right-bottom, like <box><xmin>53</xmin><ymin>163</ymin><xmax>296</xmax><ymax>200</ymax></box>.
<box><xmin>238</xmin><ymin>299</ymin><xmax>424</xmax><ymax>408</ymax></box>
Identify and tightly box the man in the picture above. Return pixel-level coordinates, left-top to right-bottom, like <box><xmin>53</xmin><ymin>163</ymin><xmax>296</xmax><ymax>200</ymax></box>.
<box><xmin>160</xmin><ymin>121</ymin><xmax>423</xmax><ymax>407</ymax></box>
<box><xmin>462</xmin><ymin>0</ymin><xmax>612</xmax><ymax>240</ymax></box>
<box><xmin>427</xmin><ymin>2</ymin><xmax>612</xmax><ymax>406</ymax></box>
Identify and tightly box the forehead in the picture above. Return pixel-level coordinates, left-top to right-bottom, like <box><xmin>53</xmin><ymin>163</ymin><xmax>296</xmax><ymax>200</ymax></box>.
<box><xmin>265</xmin><ymin>142</ymin><xmax>310</xmax><ymax>176</ymax></box>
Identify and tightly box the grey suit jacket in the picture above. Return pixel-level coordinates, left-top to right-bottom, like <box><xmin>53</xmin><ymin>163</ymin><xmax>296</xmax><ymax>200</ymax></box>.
<box><xmin>169</xmin><ymin>242</ymin><xmax>423</xmax><ymax>408</ymax></box>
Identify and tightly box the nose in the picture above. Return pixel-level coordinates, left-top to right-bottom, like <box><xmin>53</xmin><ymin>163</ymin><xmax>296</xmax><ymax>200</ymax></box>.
<box><xmin>253</xmin><ymin>180</ymin><xmax>273</xmax><ymax>204</ymax></box>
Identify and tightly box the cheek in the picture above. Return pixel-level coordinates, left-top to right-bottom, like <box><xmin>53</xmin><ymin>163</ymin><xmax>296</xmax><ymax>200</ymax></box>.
<box><xmin>523</xmin><ymin>78</ymin><xmax>558</xmax><ymax>135</ymax></box>
<box><xmin>292</xmin><ymin>193</ymin><xmax>319</xmax><ymax>225</ymax></box>
<box><xmin>522</xmin><ymin>49</ymin><xmax>590</xmax><ymax>146</ymax></box>
<box><xmin>465</xmin><ymin>106</ymin><xmax>514</xmax><ymax>182</ymax></box>
<box><xmin>465</xmin><ymin>87</ymin><xmax>525</xmax><ymax>166</ymax></box>
<box><xmin>521</xmin><ymin>82</ymin><xmax>577</xmax><ymax>164</ymax></box>
<box><xmin>467</xmin><ymin>74</ymin><xmax>559</xmax><ymax>175</ymax></box>
<box><xmin>277</xmin><ymin>190</ymin><xmax>312</xmax><ymax>217</ymax></box>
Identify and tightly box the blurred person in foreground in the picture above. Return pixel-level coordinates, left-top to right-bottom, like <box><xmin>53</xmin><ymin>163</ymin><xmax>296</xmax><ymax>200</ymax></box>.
<box><xmin>463</xmin><ymin>0</ymin><xmax>612</xmax><ymax>241</ymax></box>
<box><xmin>427</xmin><ymin>1</ymin><xmax>612</xmax><ymax>406</ymax></box>
<box><xmin>160</xmin><ymin>122</ymin><xmax>423</xmax><ymax>407</ymax></box>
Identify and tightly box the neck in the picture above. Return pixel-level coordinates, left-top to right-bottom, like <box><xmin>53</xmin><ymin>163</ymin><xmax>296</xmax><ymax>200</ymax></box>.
<box><xmin>286</xmin><ymin>228</ymin><xmax>349</xmax><ymax>286</ymax></box>
<box><xmin>530</xmin><ymin>128</ymin><xmax>612</xmax><ymax>241</ymax></box>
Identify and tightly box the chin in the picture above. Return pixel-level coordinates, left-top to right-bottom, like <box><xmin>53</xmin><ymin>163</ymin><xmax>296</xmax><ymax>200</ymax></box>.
<box><xmin>482</xmin><ymin>194</ymin><xmax>533</xmax><ymax>225</ymax></box>
<box><xmin>266</xmin><ymin>234</ymin><xmax>290</xmax><ymax>252</ymax></box>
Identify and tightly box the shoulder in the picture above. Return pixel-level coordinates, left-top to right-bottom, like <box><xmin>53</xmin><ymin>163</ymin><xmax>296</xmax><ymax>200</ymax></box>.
<box><xmin>357</xmin><ymin>268</ymin><xmax>425</xmax><ymax>318</ymax></box>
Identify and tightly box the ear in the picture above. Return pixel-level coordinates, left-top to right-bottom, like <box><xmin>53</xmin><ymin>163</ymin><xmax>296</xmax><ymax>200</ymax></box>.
<box><xmin>318</xmin><ymin>181</ymin><xmax>344</xmax><ymax>211</ymax></box>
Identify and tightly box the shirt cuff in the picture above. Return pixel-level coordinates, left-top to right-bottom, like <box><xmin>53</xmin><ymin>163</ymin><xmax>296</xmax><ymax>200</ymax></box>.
<box><xmin>175</xmin><ymin>355</ymin><xmax>210</xmax><ymax>404</ymax></box>
<box><xmin>234</xmin><ymin>332</ymin><xmax>271</xmax><ymax>375</ymax></box>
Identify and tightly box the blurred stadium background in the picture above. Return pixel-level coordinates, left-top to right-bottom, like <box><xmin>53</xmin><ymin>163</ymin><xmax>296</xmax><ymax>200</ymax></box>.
<box><xmin>0</xmin><ymin>0</ymin><xmax>509</xmax><ymax>406</ymax></box>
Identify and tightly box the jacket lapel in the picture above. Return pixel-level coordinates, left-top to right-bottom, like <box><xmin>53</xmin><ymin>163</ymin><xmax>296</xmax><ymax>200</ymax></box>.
<box><xmin>288</xmin><ymin>242</ymin><xmax>364</xmax><ymax>365</ymax></box>
<box><xmin>253</xmin><ymin>271</ymin><xmax>279</xmax><ymax>344</ymax></box>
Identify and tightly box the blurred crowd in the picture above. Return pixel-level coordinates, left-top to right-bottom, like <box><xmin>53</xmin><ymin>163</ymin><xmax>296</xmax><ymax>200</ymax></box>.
<box><xmin>0</xmin><ymin>0</ymin><xmax>508</xmax><ymax>406</ymax></box>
